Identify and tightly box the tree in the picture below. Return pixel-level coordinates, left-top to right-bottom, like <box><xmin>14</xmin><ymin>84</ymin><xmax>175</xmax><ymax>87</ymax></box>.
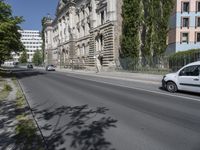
<box><xmin>41</xmin><ymin>17</ymin><xmax>48</xmax><ymax>63</ymax></box>
<box><xmin>0</xmin><ymin>0</ymin><xmax>24</xmax><ymax>65</ymax></box>
<box><xmin>19</xmin><ymin>50</ymin><xmax>27</xmax><ymax>64</ymax></box>
<box><xmin>121</xmin><ymin>0</ymin><xmax>142</xmax><ymax>60</ymax></box>
<box><xmin>121</xmin><ymin>0</ymin><xmax>174</xmax><ymax>68</ymax></box>
<box><xmin>32</xmin><ymin>50</ymin><xmax>42</xmax><ymax>66</ymax></box>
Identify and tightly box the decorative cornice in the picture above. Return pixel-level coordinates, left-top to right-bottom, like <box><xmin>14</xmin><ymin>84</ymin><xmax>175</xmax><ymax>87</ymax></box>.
<box><xmin>96</xmin><ymin>0</ymin><xmax>107</xmax><ymax>12</ymax></box>
<box><xmin>56</xmin><ymin>0</ymin><xmax>76</xmax><ymax>17</ymax></box>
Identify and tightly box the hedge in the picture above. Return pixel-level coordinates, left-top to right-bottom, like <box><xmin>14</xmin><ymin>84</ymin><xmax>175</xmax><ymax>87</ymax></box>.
<box><xmin>169</xmin><ymin>49</ymin><xmax>200</xmax><ymax>71</ymax></box>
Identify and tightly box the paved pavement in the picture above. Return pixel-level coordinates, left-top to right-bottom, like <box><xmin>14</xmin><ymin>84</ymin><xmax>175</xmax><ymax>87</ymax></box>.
<box><xmin>36</xmin><ymin>67</ymin><xmax>163</xmax><ymax>84</ymax></box>
<box><xmin>15</xmin><ymin>69</ymin><xmax>200</xmax><ymax>150</ymax></box>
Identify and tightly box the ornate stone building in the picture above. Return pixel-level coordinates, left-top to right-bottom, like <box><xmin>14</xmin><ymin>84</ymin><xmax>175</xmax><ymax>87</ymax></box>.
<box><xmin>44</xmin><ymin>0</ymin><xmax>122</xmax><ymax>70</ymax></box>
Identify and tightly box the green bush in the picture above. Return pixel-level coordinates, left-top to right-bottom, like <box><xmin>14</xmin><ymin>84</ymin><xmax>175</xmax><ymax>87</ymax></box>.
<box><xmin>15</xmin><ymin>115</ymin><xmax>44</xmax><ymax>150</ymax></box>
<box><xmin>169</xmin><ymin>49</ymin><xmax>200</xmax><ymax>71</ymax></box>
<box><xmin>3</xmin><ymin>84</ymin><xmax>12</xmax><ymax>91</ymax></box>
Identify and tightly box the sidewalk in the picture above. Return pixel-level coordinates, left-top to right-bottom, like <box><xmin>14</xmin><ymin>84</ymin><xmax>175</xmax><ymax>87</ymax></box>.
<box><xmin>52</xmin><ymin>68</ymin><xmax>163</xmax><ymax>84</ymax></box>
<box><xmin>35</xmin><ymin>66</ymin><xmax>163</xmax><ymax>84</ymax></box>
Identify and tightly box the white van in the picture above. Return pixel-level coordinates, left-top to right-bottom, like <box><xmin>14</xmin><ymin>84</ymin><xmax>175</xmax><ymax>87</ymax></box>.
<box><xmin>162</xmin><ymin>61</ymin><xmax>200</xmax><ymax>93</ymax></box>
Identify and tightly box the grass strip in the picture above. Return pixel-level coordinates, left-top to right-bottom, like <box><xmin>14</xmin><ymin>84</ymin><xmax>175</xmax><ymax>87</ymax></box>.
<box><xmin>15</xmin><ymin>114</ymin><xmax>44</xmax><ymax>150</ymax></box>
<box><xmin>15</xmin><ymin>79</ymin><xmax>45</xmax><ymax>150</ymax></box>
<box><xmin>0</xmin><ymin>82</ymin><xmax>12</xmax><ymax>101</ymax></box>
<box><xmin>16</xmin><ymin>89</ymin><xmax>26</xmax><ymax>108</ymax></box>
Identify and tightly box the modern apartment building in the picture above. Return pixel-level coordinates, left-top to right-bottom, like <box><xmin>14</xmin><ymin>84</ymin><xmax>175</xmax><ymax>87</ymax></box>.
<box><xmin>167</xmin><ymin>0</ymin><xmax>200</xmax><ymax>54</ymax></box>
<box><xmin>12</xmin><ymin>30</ymin><xmax>42</xmax><ymax>62</ymax></box>
<box><xmin>44</xmin><ymin>0</ymin><xmax>122</xmax><ymax>69</ymax></box>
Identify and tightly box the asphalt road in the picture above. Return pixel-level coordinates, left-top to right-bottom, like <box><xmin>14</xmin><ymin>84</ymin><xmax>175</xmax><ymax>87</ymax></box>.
<box><xmin>15</xmin><ymin>69</ymin><xmax>200</xmax><ymax>150</ymax></box>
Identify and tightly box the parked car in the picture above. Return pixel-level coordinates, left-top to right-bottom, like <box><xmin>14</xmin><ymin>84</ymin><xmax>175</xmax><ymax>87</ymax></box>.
<box><xmin>46</xmin><ymin>64</ymin><xmax>55</xmax><ymax>71</ymax></box>
<box><xmin>27</xmin><ymin>64</ymin><xmax>33</xmax><ymax>69</ymax></box>
<box><xmin>162</xmin><ymin>61</ymin><xmax>200</xmax><ymax>93</ymax></box>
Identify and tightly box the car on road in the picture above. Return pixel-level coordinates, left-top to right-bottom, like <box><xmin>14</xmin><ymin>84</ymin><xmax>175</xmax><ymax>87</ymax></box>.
<box><xmin>27</xmin><ymin>64</ymin><xmax>33</xmax><ymax>69</ymax></box>
<box><xmin>162</xmin><ymin>61</ymin><xmax>200</xmax><ymax>93</ymax></box>
<box><xmin>46</xmin><ymin>64</ymin><xmax>55</xmax><ymax>71</ymax></box>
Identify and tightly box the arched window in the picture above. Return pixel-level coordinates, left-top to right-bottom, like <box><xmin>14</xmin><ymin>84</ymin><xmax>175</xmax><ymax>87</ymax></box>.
<box><xmin>95</xmin><ymin>33</ymin><xmax>104</xmax><ymax>52</ymax></box>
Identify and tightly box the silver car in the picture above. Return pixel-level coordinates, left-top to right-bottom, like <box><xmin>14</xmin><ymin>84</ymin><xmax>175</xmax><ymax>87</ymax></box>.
<box><xmin>46</xmin><ymin>65</ymin><xmax>55</xmax><ymax>71</ymax></box>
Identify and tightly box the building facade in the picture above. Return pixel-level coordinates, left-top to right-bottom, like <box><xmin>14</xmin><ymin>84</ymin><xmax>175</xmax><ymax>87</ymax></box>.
<box><xmin>167</xmin><ymin>0</ymin><xmax>200</xmax><ymax>54</ymax></box>
<box><xmin>44</xmin><ymin>0</ymin><xmax>122</xmax><ymax>70</ymax></box>
<box><xmin>12</xmin><ymin>30</ymin><xmax>42</xmax><ymax>62</ymax></box>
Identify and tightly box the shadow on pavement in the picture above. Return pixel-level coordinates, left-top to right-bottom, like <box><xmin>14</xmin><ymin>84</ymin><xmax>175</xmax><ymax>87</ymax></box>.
<box><xmin>0</xmin><ymin>69</ymin><xmax>46</xmax><ymax>79</ymax></box>
<box><xmin>0</xmin><ymin>99</ymin><xmax>30</xmax><ymax>149</ymax></box>
<box><xmin>159</xmin><ymin>87</ymin><xmax>200</xmax><ymax>97</ymax></box>
<box><xmin>0</xmin><ymin>100</ymin><xmax>17</xmax><ymax>149</ymax></box>
<box><xmin>33</xmin><ymin>104</ymin><xmax>117</xmax><ymax>150</ymax></box>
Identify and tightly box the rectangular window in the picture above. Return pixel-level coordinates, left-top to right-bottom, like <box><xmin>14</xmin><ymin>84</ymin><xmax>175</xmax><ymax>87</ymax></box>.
<box><xmin>83</xmin><ymin>26</ymin><xmax>85</xmax><ymax>36</ymax></box>
<box><xmin>100</xmin><ymin>11</ymin><xmax>104</xmax><ymax>25</ymax></box>
<box><xmin>197</xmin><ymin>1</ymin><xmax>200</xmax><ymax>12</ymax></box>
<box><xmin>196</xmin><ymin>32</ymin><xmax>200</xmax><ymax>42</ymax></box>
<box><xmin>181</xmin><ymin>33</ymin><xmax>189</xmax><ymax>43</ymax></box>
<box><xmin>182</xmin><ymin>2</ymin><xmax>190</xmax><ymax>12</ymax></box>
<box><xmin>182</xmin><ymin>17</ymin><xmax>189</xmax><ymax>27</ymax></box>
<box><xmin>179</xmin><ymin>65</ymin><xmax>200</xmax><ymax>76</ymax></box>
<box><xmin>197</xmin><ymin>17</ymin><xmax>200</xmax><ymax>27</ymax></box>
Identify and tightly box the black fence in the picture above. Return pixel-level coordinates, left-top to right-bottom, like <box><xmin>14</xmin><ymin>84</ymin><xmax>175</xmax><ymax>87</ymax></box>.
<box><xmin>118</xmin><ymin>56</ymin><xmax>170</xmax><ymax>75</ymax></box>
<box><xmin>169</xmin><ymin>50</ymin><xmax>200</xmax><ymax>71</ymax></box>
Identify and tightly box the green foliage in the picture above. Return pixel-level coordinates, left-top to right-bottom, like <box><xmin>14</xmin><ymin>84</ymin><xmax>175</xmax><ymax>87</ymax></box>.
<box><xmin>0</xmin><ymin>80</ymin><xmax>11</xmax><ymax>101</ymax></box>
<box><xmin>16</xmin><ymin>89</ymin><xmax>25</xmax><ymax>108</ymax></box>
<box><xmin>169</xmin><ymin>49</ymin><xmax>200</xmax><ymax>71</ymax></box>
<box><xmin>121</xmin><ymin>0</ymin><xmax>174</xmax><ymax>68</ymax></box>
<box><xmin>0</xmin><ymin>1</ymin><xmax>24</xmax><ymax>64</ymax></box>
<box><xmin>3</xmin><ymin>83</ymin><xmax>12</xmax><ymax>91</ymax></box>
<box><xmin>19</xmin><ymin>50</ymin><xmax>27</xmax><ymax>64</ymax></box>
<box><xmin>121</xmin><ymin>0</ymin><xmax>142</xmax><ymax>61</ymax></box>
<box><xmin>16</xmin><ymin>117</ymin><xmax>37</xmax><ymax>139</ymax></box>
<box><xmin>32</xmin><ymin>50</ymin><xmax>42</xmax><ymax>66</ymax></box>
<box><xmin>15</xmin><ymin>116</ymin><xmax>44</xmax><ymax>150</ymax></box>
<box><xmin>41</xmin><ymin>17</ymin><xmax>48</xmax><ymax>62</ymax></box>
<box><xmin>169</xmin><ymin>49</ymin><xmax>200</xmax><ymax>59</ymax></box>
<box><xmin>14</xmin><ymin>81</ymin><xmax>44</xmax><ymax>150</ymax></box>
<box><xmin>0</xmin><ymin>90</ymin><xmax>9</xmax><ymax>101</ymax></box>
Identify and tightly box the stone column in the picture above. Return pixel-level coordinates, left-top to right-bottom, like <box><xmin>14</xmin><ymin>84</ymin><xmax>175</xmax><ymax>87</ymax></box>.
<box><xmin>65</xmin><ymin>15</ymin><xmax>69</xmax><ymax>41</ymax></box>
<box><xmin>107</xmin><ymin>0</ymin><xmax>116</xmax><ymax>21</ymax></box>
<box><xmin>91</xmin><ymin>0</ymin><xmax>97</xmax><ymax>28</ymax></box>
<box><xmin>58</xmin><ymin>19</ymin><xmax>62</xmax><ymax>43</ymax></box>
<box><xmin>62</xmin><ymin>17</ymin><xmax>66</xmax><ymax>42</ymax></box>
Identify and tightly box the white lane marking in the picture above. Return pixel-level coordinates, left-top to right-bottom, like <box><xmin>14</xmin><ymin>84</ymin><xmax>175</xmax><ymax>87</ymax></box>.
<box><xmin>62</xmin><ymin>72</ymin><xmax>200</xmax><ymax>102</ymax></box>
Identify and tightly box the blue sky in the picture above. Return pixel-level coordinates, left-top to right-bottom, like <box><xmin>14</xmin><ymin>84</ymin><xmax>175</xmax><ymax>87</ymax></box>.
<box><xmin>5</xmin><ymin>0</ymin><xmax>58</xmax><ymax>31</ymax></box>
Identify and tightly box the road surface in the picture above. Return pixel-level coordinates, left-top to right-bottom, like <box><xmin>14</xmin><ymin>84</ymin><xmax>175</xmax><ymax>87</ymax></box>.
<box><xmin>15</xmin><ymin>69</ymin><xmax>200</xmax><ymax>150</ymax></box>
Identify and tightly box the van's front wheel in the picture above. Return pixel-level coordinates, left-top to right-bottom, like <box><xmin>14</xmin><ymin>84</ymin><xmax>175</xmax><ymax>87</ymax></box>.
<box><xmin>166</xmin><ymin>81</ymin><xmax>177</xmax><ymax>93</ymax></box>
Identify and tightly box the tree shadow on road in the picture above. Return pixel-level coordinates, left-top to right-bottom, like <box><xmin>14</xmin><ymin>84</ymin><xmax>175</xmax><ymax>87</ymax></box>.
<box><xmin>0</xmin><ymin>69</ymin><xmax>46</xmax><ymax>79</ymax></box>
<box><xmin>33</xmin><ymin>105</ymin><xmax>117</xmax><ymax>150</ymax></box>
<box><xmin>14</xmin><ymin>71</ymin><xmax>46</xmax><ymax>79</ymax></box>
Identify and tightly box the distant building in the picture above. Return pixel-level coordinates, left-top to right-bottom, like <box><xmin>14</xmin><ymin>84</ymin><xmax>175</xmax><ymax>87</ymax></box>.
<box><xmin>12</xmin><ymin>30</ymin><xmax>42</xmax><ymax>62</ymax></box>
<box><xmin>44</xmin><ymin>0</ymin><xmax>122</xmax><ymax>70</ymax></box>
<box><xmin>167</xmin><ymin>0</ymin><xmax>200</xmax><ymax>54</ymax></box>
